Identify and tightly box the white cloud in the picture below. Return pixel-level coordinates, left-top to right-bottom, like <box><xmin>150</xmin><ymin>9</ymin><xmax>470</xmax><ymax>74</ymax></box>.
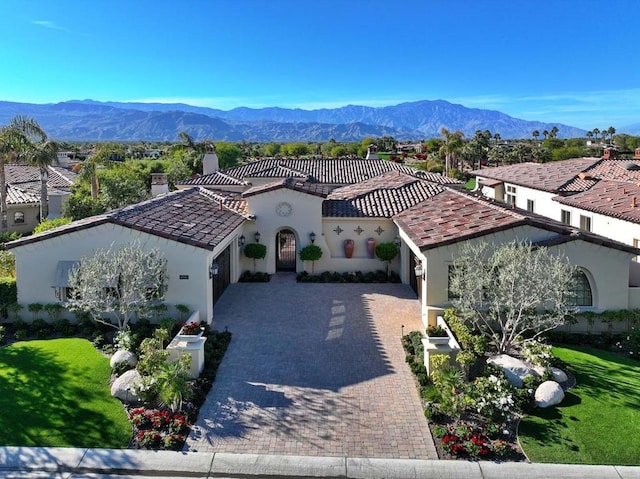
<box><xmin>32</xmin><ymin>20</ymin><xmax>70</xmax><ymax>33</ymax></box>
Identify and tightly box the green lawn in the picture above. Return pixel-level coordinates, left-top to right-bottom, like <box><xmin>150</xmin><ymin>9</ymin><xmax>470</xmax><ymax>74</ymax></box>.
<box><xmin>519</xmin><ymin>346</ymin><xmax>640</xmax><ymax>465</ymax></box>
<box><xmin>0</xmin><ymin>338</ymin><xmax>131</xmax><ymax>447</ymax></box>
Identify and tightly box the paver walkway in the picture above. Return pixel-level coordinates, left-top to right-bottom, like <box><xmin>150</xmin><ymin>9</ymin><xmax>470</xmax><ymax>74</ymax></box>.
<box><xmin>185</xmin><ymin>276</ymin><xmax>436</xmax><ymax>459</ymax></box>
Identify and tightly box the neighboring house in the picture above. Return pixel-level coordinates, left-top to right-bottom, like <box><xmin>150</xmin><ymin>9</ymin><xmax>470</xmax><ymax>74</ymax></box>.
<box><xmin>3</xmin><ymin>164</ymin><xmax>77</xmax><ymax>234</ymax></box>
<box><xmin>471</xmin><ymin>157</ymin><xmax>640</xmax><ymax>252</ymax></box>
<box><xmin>7</xmin><ymin>155</ymin><xmax>640</xmax><ymax>332</ymax></box>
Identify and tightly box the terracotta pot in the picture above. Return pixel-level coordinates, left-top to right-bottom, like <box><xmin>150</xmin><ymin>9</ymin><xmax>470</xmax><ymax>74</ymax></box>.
<box><xmin>366</xmin><ymin>237</ymin><xmax>376</xmax><ymax>259</ymax></box>
<box><xmin>344</xmin><ymin>239</ymin><xmax>355</xmax><ymax>258</ymax></box>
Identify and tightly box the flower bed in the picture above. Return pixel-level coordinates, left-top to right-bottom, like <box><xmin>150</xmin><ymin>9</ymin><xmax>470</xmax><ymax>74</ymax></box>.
<box><xmin>297</xmin><ymin>270</ymin><xmax>400</xmax><ymax>283</ymax></box>
<box><xmin>126</xmin><ymin>328</ymin><xmax>232</xmax><ymax>450</ymax></box>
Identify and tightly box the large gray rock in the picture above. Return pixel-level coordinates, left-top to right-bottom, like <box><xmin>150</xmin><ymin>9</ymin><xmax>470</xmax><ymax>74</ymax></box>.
<box><xmin>535</xmin><ymin>380</ymin><xmax>565</xmax><ymax>408</ymax></box>
<box><xmin>110</xmin><ymin>369</ymin><xmax>144</xmax><ymax>403</ymax></box>
<box><xmin>487</xmin><ymin>354</ymin><xmax>538</xmax><ymax>388</ymax></box>
<box><xmin>550</xmin><ymin>367</ymin><xmax>568</xmax><ymax>383</ymax></box>
<box><xmin>110</xmin><ymin>349</ymin><xmax>137</xmax><ymax>369</ymax></box>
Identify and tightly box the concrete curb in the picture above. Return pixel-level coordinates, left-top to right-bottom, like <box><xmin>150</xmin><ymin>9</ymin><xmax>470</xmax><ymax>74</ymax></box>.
<box><xmin>0</xmin><ymin>447</ymin><xmax>638</xmax><ymax>478</ymax></box>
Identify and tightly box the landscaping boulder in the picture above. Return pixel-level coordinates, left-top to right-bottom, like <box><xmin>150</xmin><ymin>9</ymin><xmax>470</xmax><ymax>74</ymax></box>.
<box><xmin>535</xmin><ymin>380</ymin><xmax>565</xmax><ymax>408</ymax></box>
<box><xmin>550</xmin><ymin>367</ymin><xmax>568</xmax><ymax>383</ymax></box>
<box><xmin>110</xmin><ymin>349</ymin><xmax>137</xmax><ymax>369</ymax></box>
<box><xmin>110</xmin><ymin>369</ymin><xmax>144</xmax><ymax>403</ymax></box>
<box><xmin>487</xmin><ymin>354</ymin><xmax>538</xmax><ymax>388</ymax></box>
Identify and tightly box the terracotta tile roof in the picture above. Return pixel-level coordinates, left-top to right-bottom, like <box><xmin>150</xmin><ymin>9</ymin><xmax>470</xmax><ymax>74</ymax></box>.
<box><xmin>5</xmin><ymin>164</ymin><xmax>76</xmax><ymax>189</ymax></box>
<box><xmin>393</xmin><ymin>189</ymin><xmax>639</xmax><ymax>254</ymax></box>
<box><xmin>242</xmin><ymin>177</ymin><xmax>329</xmax><ymax>198</ymax></box>
<box><xmin>554</xmin><ymin>180</ymin><xmax>640</xmax><ymax>224</ymax></box>
<box><xmin>7</xmin><ymin>187</ymin><xmax>246</xmax><ymax>251</ymax></box>
<box><xmin>179</xmin><ymin>158</ymin><xmax>461</xmax><ymax>187</ymax></box>
<box><xmin>471</xmin><ymin>158</ymin><xmax>601</xmax><ymax>192</ymax></box>
<box><xmin>180</xmin><ymin>171</ymin><xmax>248</xmax><ymax>187</ymax></box>
<box><xmin>198</xmin><ymin>189</ymin><xmax>249</xmax><ymax>216</ymax></box>
<box><xmin>323</xmin><ymin>171</ymin><xmax>445</xmax><ymax>218</ymax></box>
<box><xmin>394</xmin><ymin>190</ymin><xmax>526</xmax><ymax>250</ymax></box>
<box><xmin>6</xmin><ymin>185</ymin><xmax>40</xmax><ymax>205</ymax></box>
<box><xmin>582</xmin><ymin>159</ymin><xmax>640</xmax><ymax>183</ymax></box>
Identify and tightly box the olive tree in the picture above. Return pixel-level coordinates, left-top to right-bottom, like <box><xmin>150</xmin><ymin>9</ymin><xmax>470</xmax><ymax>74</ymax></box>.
<box><xmin>449</xmin><ymin>240</ymin><xmax>577</xmax><ymax>354</ymax></box>
<box><xmin>67</xmin><ymin>241</ymin><xmax>168</xmax><ymax>331</ymax></box>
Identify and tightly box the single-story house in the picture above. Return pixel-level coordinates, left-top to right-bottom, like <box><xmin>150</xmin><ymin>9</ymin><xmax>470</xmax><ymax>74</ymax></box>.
<box><xmin>7</xmin><ymin>153</ymin><xmax>640</xmax><ymax>332</ymax></box>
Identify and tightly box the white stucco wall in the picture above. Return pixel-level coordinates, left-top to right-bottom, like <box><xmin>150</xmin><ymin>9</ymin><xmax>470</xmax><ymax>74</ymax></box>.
<box><xmin>8</xmin><ymin>204</ymin><xmax>39</xmax><ymax>235</ymax></box>
<box><xmin>420</xmin><ymin>224</ymin><xmax>633</xmax><ymax>315</ymax></box>
<box><xmin>242</xmin><ymin>189</ymin><xmax>325</xmax><ymax>274</ymax></box>
<box><xmin>10</xmin><ymin>222</ymin><xmax>241</xmax><ymax>324</ymax></box>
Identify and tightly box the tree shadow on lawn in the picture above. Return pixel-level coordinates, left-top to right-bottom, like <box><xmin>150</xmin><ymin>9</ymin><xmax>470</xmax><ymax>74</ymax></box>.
<box><xmin>0</xmin><ymin>340</ymin><xmax>129</xmax><ymax>447</ymax></box>
<box><xmin>518</xmin><ymin>391</ymin><xmax>583</xmax><ymax>452</ymax></box>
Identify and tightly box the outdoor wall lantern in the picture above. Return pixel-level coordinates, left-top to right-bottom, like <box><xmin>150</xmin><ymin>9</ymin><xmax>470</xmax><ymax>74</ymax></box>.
<box><xmin>209</xmin><ymin>260</ymin><xmax>219</xmax><ymax>279</ymax></box>
<box><xmin>414</xmin><ymin>262</ymin><xmax>424</xmax><ymax>279</ymax></box>
<box><xmin>254</xmin><ymin>231</ymin><xmax>261</xmax><ymax>243</ymax></box>
<box><xmin>309</xmin><ymin>231</ymin><xmax>316</xmax><ymax>243</ymax></box>
<box><xmin>239</xmin><ymin>234</ymin><xmax>246</xmax><ymax>247</ymax></box>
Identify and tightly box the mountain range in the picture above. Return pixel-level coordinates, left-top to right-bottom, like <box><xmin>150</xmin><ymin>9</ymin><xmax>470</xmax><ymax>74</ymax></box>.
<box><xmin>0</xmin><ymin>99</ymin><xmax>588</xmax><ymax>142</ymax></box>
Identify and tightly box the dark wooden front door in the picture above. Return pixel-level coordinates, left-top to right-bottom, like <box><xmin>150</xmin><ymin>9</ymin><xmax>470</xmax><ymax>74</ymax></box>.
<box><xmin>212</xmin><ymin>244</ymin><xmax>231</xmax><ymax>305</ymax></box>
<box><xmin>276</xmin><ymin>229</ymin><xmax>296</xmax><ymax>271</ymax></box>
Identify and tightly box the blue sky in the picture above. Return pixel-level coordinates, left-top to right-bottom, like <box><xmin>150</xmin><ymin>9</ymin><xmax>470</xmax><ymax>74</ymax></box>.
<box><xmin>1</xmin><ymin>0</ymin><xmax>639</xmax><ymax>130</ymax></box>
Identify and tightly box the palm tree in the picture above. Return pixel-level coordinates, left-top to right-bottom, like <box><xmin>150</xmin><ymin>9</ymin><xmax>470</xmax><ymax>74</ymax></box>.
<box><xmin>493</xmin><ymin>132</ymin><xmax>501</xmax><ymax>145</ymax></box>
<box><xmin>550</xmin><ymin>126</ymin><xmax>559</xmax><ymax>139</ymax></box>
<box><xmin>586</xmin><ymin>131</ymin><xmax>594</xmax><ymax>141</ymax></box>
<box><xmin>593</xmin><ymin>128</ymin><xmax>600</xmax><ymax>141</ymax></box>
<box><xmin>607</xmin><ymin>126</ymin><xmax>616</xmax><ymax>145</ymax></box>
<box><xmin>439</xmin><ymin>127</ymin><xmax>464</xmax><ymax>177</ymax></box>
<box><xmin>29</xmin><ymin>139</ymin><xmax>59</xmax><ymax>221</ymax></box>
<box><xmin>532</xmin><ymin>130</ymin><xmax>539</xmax><ymax>142</ymax></box>
<box><xmin>542</xmin><ymin>130</ymin><xmax>549</xmax><ymax>139</ymax></box>
<box><xmin>0</xmin><ymin>116</ymin><xmax>47</xmax><ymax>232</ymax></box>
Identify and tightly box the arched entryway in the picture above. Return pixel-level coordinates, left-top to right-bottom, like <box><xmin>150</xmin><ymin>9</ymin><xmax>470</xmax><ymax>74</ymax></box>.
<box><xmin>276</xmin><ymin>229</ymin><xmax>297</xmax><ymax>271</ymax></box>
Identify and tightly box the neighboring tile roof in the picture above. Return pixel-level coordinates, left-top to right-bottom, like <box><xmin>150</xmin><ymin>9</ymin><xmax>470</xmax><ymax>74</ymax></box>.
<box><xmin>242</xmin><ymin>177</ymin><xmax>329</xmax><ymax>198</ymax></box>
<box><xmin>4</xmin><ymin>164</ymin><xmax>76</xmax><ymax>189</ymax></box>
<box><xmin>582</xmin><ymin>159</ymin><xmax>640</xmax><ymax>183</ymax></box>
<box><xmin>471</xmin><ymin>158</ymin><xmax>601</xmax><ymax>192</ymax></box>
<box><xmin>180</xmin><ymin>171</ymin><xmax>248</xmax><ymax>187</ymax></box>
<box><xmin>323</xmin><ymin>171</ymin><xmax>445</xmax><ymax>218</ymax></box>
<box><xmin>7</xmin><ymin>187</ymin><xmax>246</xmax><ymax>251</ymax></box>
<box><xmin>553</xmin><ymin>180</ymin><xmax>640</xmax><ymax>224</ymax></box>
<box><xmin>393</xmin><ymin>189</ymin><xmax>640</xmax><ymax>255</ymax></box>
<box><xmin>199</xmin><ymin>189</ymin><xmax>249</xmax><ymax>216</ymax></box>
<box><xmin>6</xmin><ymin>185</ymin><xmax>40</xmax><ymax>205</ymax></box>
<box><xmin>179</xmin><ymin>158</ymin><xmax>462</xmax><ymax>187</ymax></box>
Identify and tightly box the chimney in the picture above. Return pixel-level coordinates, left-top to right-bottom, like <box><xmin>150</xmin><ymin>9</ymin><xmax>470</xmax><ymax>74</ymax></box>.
<box><xmin>203</xmin><ymin>143</ymin><xmax>219</xmax><ymax>175</ymax></box>
<box><xmin>365</xmin><ymin>144</ymin><xmax>378</xmax><ymax>160</ymax></box>
<box><xmin>151</xmin><ymin>173</ymin><xmax>169</xmax><ymax>197</ymax></box>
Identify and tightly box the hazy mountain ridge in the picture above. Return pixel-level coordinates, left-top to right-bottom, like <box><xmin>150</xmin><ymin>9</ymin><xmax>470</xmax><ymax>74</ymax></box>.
<box><xmin>0</xmin><ymin>99</ymin><xmax>586</xmax><ymax>141</ymax></box>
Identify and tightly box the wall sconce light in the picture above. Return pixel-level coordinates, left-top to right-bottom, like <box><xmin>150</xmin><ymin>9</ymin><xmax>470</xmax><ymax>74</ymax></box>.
<box><xmin>254</xmin><ymin>231</ymin><xmax>261</xmax><ymax>243</ymax></box>
<box><xmin>309</xmin><ymin>231</ymin><xmax>316</xmax><ymax>243</ymax></box>
<box><xmin>239</xmin><ymin>234</ymin><xmax>245</xmax><ymax>247</ymax></box>
<box><xmin>414</xmin><ymin>262</ymin><xmax>424</xmax><ymax>279</ymax></box>
<box><xmin>209</xmin><ymin>260</ymin><xmax>219</xmax><ymax>279</ymax></box>
<box><xmin>394</xmin><ymin>235</ymin><xmax>401</xmax><ymax>248</ymax></box>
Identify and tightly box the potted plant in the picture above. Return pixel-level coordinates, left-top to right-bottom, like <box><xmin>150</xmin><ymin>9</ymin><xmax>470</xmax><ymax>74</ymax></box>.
<box><xmin>299</xmin><ymin>244</ymin><xmax>322</xmax><ymax>273</ymax></box>
<box><xmin>375</xmin><ymin>242</ymin><xmax>399</xmax><ymax>277</ymax></box>
<box><xmin>176</xmin><ymin>322</ymin><xmax>204</xmax><ymax>340</ymax></box>
<box><xmin>426</xmin><ymin>324</ymin><xmax>450</xmax><ymax>344</ymax></box>
<box><xmin>244</xmin><ymin>243</ymin><xmax>267</xmax><ymax>272</ymax></box>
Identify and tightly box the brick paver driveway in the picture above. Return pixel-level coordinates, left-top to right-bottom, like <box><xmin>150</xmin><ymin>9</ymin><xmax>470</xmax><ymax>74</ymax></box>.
<box><xmin>185</xmin><ymin>276</ymin><xmax>436</xmax><ymax>459</ymax></box>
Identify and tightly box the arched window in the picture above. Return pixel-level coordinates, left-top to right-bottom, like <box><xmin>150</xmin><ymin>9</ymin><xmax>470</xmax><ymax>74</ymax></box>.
<box><xmin>569</xmin><ymin>270</ymin><xmax>593</xmax><ymax>307</ymax></box>
<box><xmin>14</xmin><ymin>211</ymin><xmax>24</xmax><ymax>224</ymax></box>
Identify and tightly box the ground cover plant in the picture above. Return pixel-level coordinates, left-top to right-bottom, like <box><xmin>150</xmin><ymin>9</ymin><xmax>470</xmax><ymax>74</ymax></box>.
<box><xmin>297</xmin><ymin>270</ymin><xmax>400</xmax><ymax>283</ymax></box>
<box><xmin>519</xmin><ymin>346</ymin><xmax>640</xmax><ymax>465</ymax></box>
<box><xmin>0</xmin><ymin>338</ymin><xmax>131</xmax><ymax>447</ymax></box>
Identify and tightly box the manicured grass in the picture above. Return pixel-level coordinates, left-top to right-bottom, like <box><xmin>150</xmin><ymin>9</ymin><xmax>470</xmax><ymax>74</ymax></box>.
<box><xmin>519</xmin><ymin>346</ymin><xmax>640</xmax><ymax>465</ymax></box>
<box><xmin>0</xmin><ymin>338</ymin><xmax>131</xmax><ymax>447</ymax></box>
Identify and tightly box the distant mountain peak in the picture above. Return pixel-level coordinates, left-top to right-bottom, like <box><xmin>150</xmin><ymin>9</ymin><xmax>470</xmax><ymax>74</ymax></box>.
<box><xmin>0</xmin><ymin>98</ymin><xmax>586</xmax><ymax>142</ymax></box>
